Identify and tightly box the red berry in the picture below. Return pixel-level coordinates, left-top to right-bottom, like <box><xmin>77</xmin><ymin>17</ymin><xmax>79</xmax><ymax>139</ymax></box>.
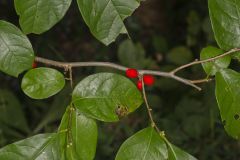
<box><xmin>32</xmin><ymin>62</ymin><xmax>37</xmax><ymax>68</ymax></box>
<box><xmin>137</xmin><ymin>80</ymin><xmax>143</xmax><ymax>90</ymax></box>
<box><xmin>126</xmin><ymin>68</ymin><xmax>138</xmax><ymax>78</ymax></box>
<box><xmin>143</xmin><ymin>75</ymin><xmax>155</xmax><ymax>86</ymax></box>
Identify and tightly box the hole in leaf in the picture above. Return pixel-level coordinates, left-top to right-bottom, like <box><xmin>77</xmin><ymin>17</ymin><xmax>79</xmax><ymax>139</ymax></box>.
<box><xmin>234</xmin><ymin>114</ymin><xmax>239</xmax><ymax>120</ymax></box>
<box><xmin>115</xmin><ymin>105</ymin><xmax>129</xmax><ymax>118</ymax></box>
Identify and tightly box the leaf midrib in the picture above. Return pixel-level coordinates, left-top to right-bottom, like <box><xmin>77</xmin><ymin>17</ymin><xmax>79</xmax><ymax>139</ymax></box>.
<box><xmin>30</xmin><ymin>135</ymin><xmax>56</xmax><ymax>160</ymax></box>
<box><xmin>142</xmin><ymin>128</ymin><xmax>153</xmax><ymax>160</ymax></box>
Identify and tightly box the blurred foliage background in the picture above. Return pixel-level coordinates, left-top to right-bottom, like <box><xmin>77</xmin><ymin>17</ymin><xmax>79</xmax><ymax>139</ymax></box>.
<box><xmin>1</xmin><ymin>0</ymin><xmax>240</xmax><ymax>159</ymax></box>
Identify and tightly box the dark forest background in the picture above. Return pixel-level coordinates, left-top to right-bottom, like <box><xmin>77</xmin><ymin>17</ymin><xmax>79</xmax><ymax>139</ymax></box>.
<box><xmin>0</xmin><ymin>0</ymin><xmax>240</xmax><ymax>159</ymax></box>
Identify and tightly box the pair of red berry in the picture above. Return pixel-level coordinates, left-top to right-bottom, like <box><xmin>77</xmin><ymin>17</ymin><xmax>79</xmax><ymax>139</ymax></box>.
<box><xmin>126</xmin><ymin>68</ymin><xmax>155</xmax><ymax>90</ymax></box>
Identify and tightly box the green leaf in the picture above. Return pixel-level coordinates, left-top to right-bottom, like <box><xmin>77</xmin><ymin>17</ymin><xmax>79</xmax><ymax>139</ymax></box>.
<box><xmin>160</xmin><ymin>135</ymin><xmax>197</xmax><ymax>160</ymax></box>
<box><xmin>14</xmin><ymin>0</ymin><xmax>72</xmax><ymax>34</ymax></box>
<box><xmin>208</xmin><ymin>0</ymin><xmax>240</xmax><ymax>50</ymax></box>
<box><xmin>215</xmin><ymin>69</ymin><xmax>240</xmax><ymax>139</ymax></box>
<box><xmin>0</xmin><ymin>89</ymin><xmax>29</xmax><ymax>133</ymax></box>
<box><xmin>166</xmin><ymin>46</ymin><xmax>193</xmax><ymax>65</ymax></box>
<box><xmin>72</xmin><ymin>73</ymin><xmax>143</xmax><ymax>122</ymax></box>
<box><xmin>167</xmin><ymin>144</ymin><xmax>197</xmax><ymax>160</ymax></box>
<box><xmin>0</xmin><ymin>133</ymin><xmax>60</xmax><ymax>160</ymax></box>
<box><xmin>200</xmin><ymin>46</ymin><xmax>231</xmax><ymax>76</ymax></box>
<box><xmin>77</xmin><ymin>0</ymin><xmax>140</xmax><ymax>45</ymax></box>
<box><xmin>21</xmin><ymin>67</ymin><xmax>65</xmax><ymax>99</ymax></box>
<box><xmin>115</xmin><ymin>127</ymin><xmax>168</xmax><ymax>160</ymax></box>
<box><xmin>0</xmin><ymin>20</ymin><xmax>34</xmax><ymax>77</ymax></box>
<box><xmin>58</xmin><ymin>106</ymin><xmax>98</xmax><ymax>160</ymax></box>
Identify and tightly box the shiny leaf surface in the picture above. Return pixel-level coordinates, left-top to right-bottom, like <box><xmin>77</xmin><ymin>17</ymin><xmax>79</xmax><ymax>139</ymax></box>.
<box><xmin>209</xmin><ymin>0</ymin><xmax>240</xmax><ymax>50</ymax></box>
<box><xmin>200</xmin><ymin>46</ymin><xmax>231</xmax><ymax>76</ymax></box>
<box><xmin>77</xmin><ymin>0</ymin><xmax>140</xmax><ymax>45</ymax></box>
<box><xmin>0</xmin><ymin>20</ymin><xmax>34</xmax><ymax>77</ymax></box>
<box><xmin>215</xmin><ymin>69</ymin><xmax>240</xmax><ymax>139</ymax></box>
<box><xmin>115</xmin><ymin>127</ymin><xmax>168</xmax><ymax>160</ymax></box>
<box><xmin>72</xmin><ymin>73</ymin><xmax>143</xmax><ymax>122</ymax></box>
<box><xmin>14</xmin><ymin>0</ymin><xmax>72</xmax><ymax>34</ymax></box>
<box><xmin>58</xmin><ymin>106</ymin><xmax>98</xmax><ymax>160</ymax></box>
<box><xmin>0</xmin><ymin>133</ymin><xmax>60</xmax><ymax>160</ymax></box>
<box><xmin>21</xmin><ymin>67</ymin><xmax>65</xmax><ymax>99</ymax></box>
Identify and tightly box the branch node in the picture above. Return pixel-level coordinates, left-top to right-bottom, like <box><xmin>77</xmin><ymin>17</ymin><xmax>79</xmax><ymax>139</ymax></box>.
<box><xmin>160</xmin><ymin>131</ymin><xmax>165</xmax><ymax>137</ymax></box>
<box><xmin>151</xmin><ymin>122</ymin><xmax>156</xmax><ymax>128</ymax></box>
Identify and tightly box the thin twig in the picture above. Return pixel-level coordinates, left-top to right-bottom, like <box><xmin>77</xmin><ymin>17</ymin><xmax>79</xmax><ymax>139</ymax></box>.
<box><xmin>190</xmin><ymin>78</ymin><xmax>213</xmax><ymax>84</ymax></box>
<box><xmin>141</xmin><ymin>76</ymin><xmax>161</xmax><ymax>133</ymax></box>
<box><xmin>139</xmin><ymin>70</ymin><xmax>201</xmax><ymax>90</ymax></box>
<box><xmin>35</xmin><ymin>57</ymin><xmax>127</xmax><ymax>71</ymax></box>
<box><xmin>35</xmin><ymin>57</ymin><xmax>200</xmax><ymax>90</ymax></box>
<box><xmin>68</xmin><ymin>65</ymin><xmax>73</xmax><ymax>88</ymax></box>
<box><xmin>35</xmin><ymin>48</ymin><xmax>239</xmax><ymax>91</ymax></box>
<box><xmin>171</xmin><ymin>48</ymin><xmax>240</xmax><ymax>74</ymax></box>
